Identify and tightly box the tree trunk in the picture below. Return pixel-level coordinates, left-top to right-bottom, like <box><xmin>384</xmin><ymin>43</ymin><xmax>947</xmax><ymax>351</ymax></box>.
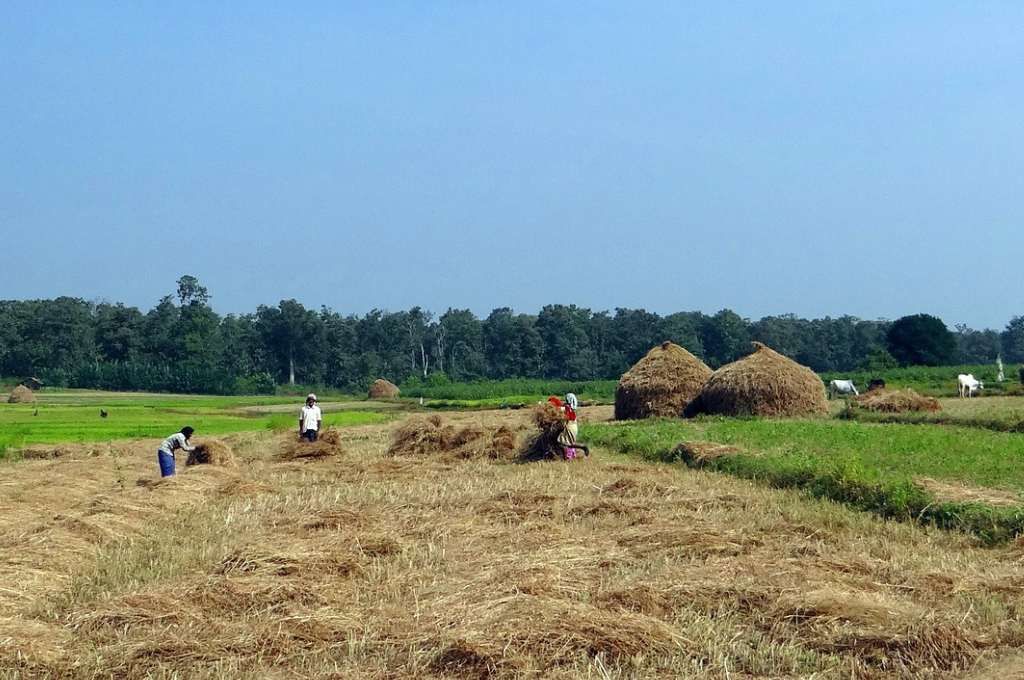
<box><xmin>288</xmin><ymin>351</ymin><xmax>295</xmax><ymax>385</ymax></box>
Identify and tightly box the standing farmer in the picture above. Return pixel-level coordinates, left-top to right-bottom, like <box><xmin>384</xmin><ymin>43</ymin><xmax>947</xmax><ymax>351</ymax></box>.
<box><xmin>157</xmin><ymin>426</ymin><xmax>195</xmax><ymax>477</ymax></box>
<box><xmin>299</xmin><ymin>393</ymin><xmax>322</xmax><ymax>442</ymax></box>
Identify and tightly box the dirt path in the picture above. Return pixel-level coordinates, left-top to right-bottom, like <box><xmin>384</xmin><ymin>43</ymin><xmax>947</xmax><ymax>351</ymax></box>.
<box><xmin>1</xmin><ymin>412</ymin><xmax>1022</xmax><ymax>678</ymax></box>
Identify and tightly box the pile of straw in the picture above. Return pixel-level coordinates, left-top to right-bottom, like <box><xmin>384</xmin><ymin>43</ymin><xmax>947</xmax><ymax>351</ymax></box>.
<box><xmin>854</xmin><ymin>388</ymin><xmax>941</xmax><ymax>413</ymax></box>
<box><xmin>368</xmin><ymin>379</ymin><xmax>400</xmax><ymax>399</ymax></box>
<box><xmin>185</xmin><ymin>439</ymin><xmax>236</xmax><ymax>467</ymax></box>
<box><xmin>673</xmin><ymin>441</ymin><xmax>744</xmax><ymax>467</ymax></box>
<box><xmin>686</xmin><ymin>342</ymin><xmax>828</xmax><ymax>417</ymax></box>
<box><xmin>8</xmin><ymin>385</ymin><xmax>36</xmax><ymax>403</ymax></box>
<box><xmin>615</xmin><ymin>341</ymin><xmax>711</xmax><ymax>420</ymax></box>
<box><xmin>387</xmin><ymin>415</ymin><xmax>518</xmax><ymax>461</ymax></box>
<box><xmin>277</xmin><ymin>428</ymin><xmax>345</xmax><ymax>461</ymax></box>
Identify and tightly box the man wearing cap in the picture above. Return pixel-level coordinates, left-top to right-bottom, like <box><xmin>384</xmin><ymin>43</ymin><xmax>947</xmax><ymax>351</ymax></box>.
<box><xmin>299</xmin><ymin>393</ymin><xmax>322</xmax><ymax>442</ymax></box>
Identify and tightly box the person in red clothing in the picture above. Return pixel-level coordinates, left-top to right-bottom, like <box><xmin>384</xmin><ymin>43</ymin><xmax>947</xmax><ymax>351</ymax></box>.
<box><xmin>548</xmin><ymin>395</ymin><xmax>590</xmax><ymax>459</ymax></box>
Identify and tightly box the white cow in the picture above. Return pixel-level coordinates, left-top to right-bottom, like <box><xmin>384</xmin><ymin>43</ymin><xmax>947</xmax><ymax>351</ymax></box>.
<box><xmin>828</xmin><ymin>379</ymin><xmax>859</xmax><ymax>399</ymax></box>
<box><xmin>957</xmin><ymin>374</ymin><xmax>984</xmax><ymax>398</ymax></box>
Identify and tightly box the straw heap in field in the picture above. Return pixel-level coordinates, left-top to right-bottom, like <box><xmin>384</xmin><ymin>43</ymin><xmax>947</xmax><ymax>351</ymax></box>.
<box><xmin>854</xmin><ymin>388</ymin><xmax>941</xmax><ymax>413</ymax></box>
<box><xmin>368</xmin><ymin>379</ymin><xmax>400</xmax><ymax>399</ymax></box>
<box><xmin>278</xmin><ymin>428</ymin><xmax>345</xmax><ymax>461</ymax></box>
<box><xmin>388</xmin><ymin>415</ymin><xmax>518</xmax><ymax>461</ymax></box>
<box><xmin>8</xmin><ymin>385</ymin><xmax>36</xmax><ymax>403</ymax></box>
<box><xmin>615</xmin><ymin>341</ymin><xmax>712</xmax><ymax>420</ymax></box>
<box><xmin>673</xmin><ymin>441</ymin><xmax>744</xmax><ymax>467</ymax></box>
<box><xmin>185</xmin><ymin>439</ymin><xmax>237</xmax><ymax>467</ymax></box>
<box><xmin>686</xmin><ymin>342</ymin><xmax>828</xmax><ymax>417</ymax></box>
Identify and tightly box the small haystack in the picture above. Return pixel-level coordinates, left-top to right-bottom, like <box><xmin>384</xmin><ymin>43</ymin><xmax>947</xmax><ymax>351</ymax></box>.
<box><xmin>615</xmin><ymin>341</ymin><xmax>712</xmax><ymax>420</ymax></box>
<box><xmin>8</xmin><ymin>385</ymin><xmax>36</xmax><ymax>404</ymax></box>
<box><xmin>278</xmin><ymin>428</ymin><xmax>345</xmax><ymax>461</ymax></box>
<box><xmin>673</xmin><ymin>441</ymin><xmax>744</xmax><ymax>467</ymax></box>
<box><xmin>854</xmin><ymin>388</ymin><xmax>941</xmax><ymax>414</ymax></box>
<box><xmin>686</xmin><ymin>342</ymin><xmax>828</xmax><ymax>417</ymax></box>
<box><xmin>369</xmin><ymin>379</ymin><xmax>400</xmax><ymax>399</ymax></box>
<box><xmin>387</xmin><ymin>415</ymin><xmax>518</xmax><ymax>461</ymax></box>
<box><xmin>186</xmin><ymin>439</ymin><xmax>237</xmax><ymax>467</ymax></box>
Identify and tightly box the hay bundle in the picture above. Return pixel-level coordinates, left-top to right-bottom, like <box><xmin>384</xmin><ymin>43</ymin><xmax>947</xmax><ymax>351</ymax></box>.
<box><xmin>387</xmin><ymin>415</ymin><xmax>518</xmax><ymax>461</ymax></box>
<box><xmin>278</xmin><ymin>428</ymin><xmax>345</xmax><ymax>461</ymax></box>
<box><xmin>185</xmin><ymin>439</ymin><xmax>236</xmax><ymax>467</ymax></box>
<box><xmin>368</xmin><ymin>379</ymin><xmax>400</xmax><ymax>399</ymax></box>
<box><xmin>8</xmin><ymin>385</ymin><xmax>36</xmax><ymax>403</ymax></box>
<box><xmin>686</xmin><ymin>342</ymin><xmax>828</xmax><ymax>417</ymax></box>
<box><xmin>615</xmin><ymin>341</ymin><xmax>712</xmax><ymax>420</ymax></box>
<box><xmin>854</xmin><ymin>388</ymin><xmax>941</xmax><ymax>413</ymax></box>
<box><xmin>674</xmin><ymin>441</ymin><xmax>744</xmax><ymax>467</ymax></box>
<box><xmin>521</xmin><ymin>402</ymin><xmax>568</xmax><ymax>459</ymax></box>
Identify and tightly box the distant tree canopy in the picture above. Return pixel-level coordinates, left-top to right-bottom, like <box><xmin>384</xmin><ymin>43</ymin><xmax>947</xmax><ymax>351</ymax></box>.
<box><xmin>0</xmin><ymin>276</ymin><xmax>1010</xmax><ymax>394</ymax></box>
<box><xmin>886</xmin><ymin>314</ymin><xmax>958</xmax><ymax>366</ymax></box>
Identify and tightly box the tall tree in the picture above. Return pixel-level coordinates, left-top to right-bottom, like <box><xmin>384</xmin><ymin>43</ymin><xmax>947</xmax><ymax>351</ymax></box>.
<box><xmin>886</xmin><ymin>314</ymin><xmax>957</xmax><ymax>366</ymax></box>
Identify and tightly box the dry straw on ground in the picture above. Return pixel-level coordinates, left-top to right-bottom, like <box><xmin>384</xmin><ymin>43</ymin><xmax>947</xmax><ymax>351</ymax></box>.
<box><xmin>6</xmin><ymin>409</ymin><xmax>1024</xmax><ymax>678</ymax></box>
<box><xmin>368</xmin><ymin>378</ymin><xmax>400</xmax><ymax>399</ymax></box>
<box><xmin>686</xmin><ymin>342</ymin><xmax>828</xmax><ymax>417</ymax></box>
<box><xmin>387</xmin><ymin>414</ymin><xmax>519</xmax><ymax>461</ymax></box>
<box><xmin>916</xmin><ymin>477</ymin><xmax>1022</xmax><ymax>507</ymax></box>
<box><xmin>674</xmin><ymin>441</ymin><xmax>744</xmax><ymax>467</ymax></box>
<box><xmin>7</xmin><ymin>385</ymin><xmax>36</xmax><ymax>403</ymax></box>
<box><xmin>615</xmin><ymin>341</ymin><xmax>712</xmax><ymax>420</ymax></box>
<box><xmin>855</xmin><ymin>388</ymin><xmax>942</xmax><ymax>413</ymax></box>
<box><xmin>185</xmin><ymin>439</ymin><xmax>236</xmax><ymax>467</ymax></box>
<box><xmin>277</xmin><ymin>428</ymin><xmax>345</xmax><ymax>461</ymax></box>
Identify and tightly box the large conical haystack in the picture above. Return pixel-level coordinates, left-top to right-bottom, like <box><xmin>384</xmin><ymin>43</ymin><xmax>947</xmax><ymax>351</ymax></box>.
<box><xmin>7</xmin><ymin>385</ymin><xmax>36</xmax><ymax>403</ymax></box>
<box><xmin>368</xmin><ymin>379</ymin><xmax>400</xmax><ymax>399</ymax></box>
<box><xmin>615</xmin><ymin>341</ymin><xmax>712</xmax><ymax>420</ymax></box>
<box><xmin>686</xmin><ymin>342</ymin><xmax>828</xmax><ymax>418</ymax></box>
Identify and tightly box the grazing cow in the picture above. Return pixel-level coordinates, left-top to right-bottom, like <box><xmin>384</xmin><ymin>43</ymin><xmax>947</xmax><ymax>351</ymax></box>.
<box><xmin>828</xmin><ymin>379</ymin><xmax>859</xmax><ymax>399</ymax></box>
<box><xmin>868</xmin><ymin>378</ymin><xmax>886</xmax><ymax>392</ymax></box>
<box><xmin>957</xmin><ymin>374</ymin><xmax>984</xmax><ymax>398</ymax></box>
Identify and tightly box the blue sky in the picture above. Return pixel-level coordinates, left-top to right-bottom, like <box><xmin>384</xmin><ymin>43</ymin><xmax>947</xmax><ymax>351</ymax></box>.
<box><xmin>2</xmin><ymin>2</ymin><xmax>1022</xmax><ymax>328</ymax></box>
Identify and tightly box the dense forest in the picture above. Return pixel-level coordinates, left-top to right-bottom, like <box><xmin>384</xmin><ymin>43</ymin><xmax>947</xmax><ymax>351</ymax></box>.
<box><xmin>1</xmin><ymin>276</ymin><xmax>1019</xmax><ymax>394</ymax></box>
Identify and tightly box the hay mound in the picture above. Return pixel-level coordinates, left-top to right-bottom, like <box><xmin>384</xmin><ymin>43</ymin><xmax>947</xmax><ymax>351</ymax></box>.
<box><xmin>615</xmin><ymin>341</ymin><xmax>711</xmax><ymax>420</ymax></box>
<box><xmin>674</xmin><ymin>441</ymin><xmax>744</xmax><ymax>466</ymax></box>
<box><xmin>368</xmin><ymin>379</ymin><xmax>400</xmax><ymax>399</ymax></box>
<box><xmin>854</xmin><ymin>388</ymin><xmax>941</xmax><ymax>414</ymax></box>
<box><xmin>387</xmin><ymin>415</ymin><xmax>518</xmax><ymax>461</ymax></box>
<box><xmin>185</xmin><ymin>439</ymin><xmax>236</xmax><ymax>467</ymax></box>
<box><xmin>8</xmin><ymin>385</ymin><xmax>36</xmax><ymax>403</ymax></box>
<box><xmin>686</xmin><ymin>342</ymin><xmax>828</xmax><ymax>417</ymax></box>
<box><xmin>278</xmin><ymin>428</ymin><xmax>345</xmax><ymax>461</ymax></box>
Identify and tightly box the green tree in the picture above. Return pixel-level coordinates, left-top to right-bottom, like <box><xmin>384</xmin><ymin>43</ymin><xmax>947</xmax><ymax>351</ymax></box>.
<box><xmin>256</xmin><ymin>300</ymin><xmax>323</xmax><ymax>384</ymax></box>
<box><xmin>886</xmin><ymin>314</ymin><xmax>957</xmax><ymax>366</ymax></box>
<box><xmin>701</xmin><ymin>309</ymin><xmax>751</xmax><ymax>367</ymax></box>
<box><xmin>1001</xmin><ymin>317</ymin><xmax>1024</xmax><ymax>363</ymax></box>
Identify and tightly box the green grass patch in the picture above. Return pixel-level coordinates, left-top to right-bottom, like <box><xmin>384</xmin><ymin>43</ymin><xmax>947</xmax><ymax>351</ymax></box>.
<box><xmin>820</xmin><ymin>364</ymin><xmax>1023</xmax><ymax>397</ymax></box>
<box><xmin>399</xmin><ymin>378</ymin><xmax>617</xmax><ymax>403</ymax></box>
<box><xmin>0</xmin><ymin>392</ymin><xmax>390</xmax><ymax>457</ymax></box>
<box><xmin>583</xmin><ymin>418</ymin><xmax>1024</xmax><ymax>543</ymax></box>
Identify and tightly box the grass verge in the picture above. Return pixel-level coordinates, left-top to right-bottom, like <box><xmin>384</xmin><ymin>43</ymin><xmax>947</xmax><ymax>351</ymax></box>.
<box><xmin>583</xmin><ymin>418</ymin><xmax>1024</xmax><ymax>544</ymax></box>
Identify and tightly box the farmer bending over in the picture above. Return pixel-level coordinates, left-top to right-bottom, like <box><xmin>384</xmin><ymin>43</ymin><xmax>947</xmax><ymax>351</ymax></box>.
<box><xmin>157</xmin><ymin>426</ymin><xmax>195</xmax><ymax>477</ymax></box>
<box><xmin>299</xmin><ymin>393</ymin><xmax>322</xmax><ymax>442</ymax></box>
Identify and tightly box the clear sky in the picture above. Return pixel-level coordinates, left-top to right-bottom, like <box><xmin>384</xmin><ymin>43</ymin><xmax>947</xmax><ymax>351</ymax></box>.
<box><xmin>2</xmin><ymin>2</ymin><xmax>1022</xmax><ymax>329</ymax></box>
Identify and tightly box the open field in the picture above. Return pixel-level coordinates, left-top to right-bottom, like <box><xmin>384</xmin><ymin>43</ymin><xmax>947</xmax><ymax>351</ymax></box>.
<box><xmin>840</xmin><ymin>396</ymin><xmax>1024</xmax><ymax>432</ymax></box>
<box><xmin>585</xmin><ymin>416</ymin><xmax>1024</xmax><ymax>542</ymax></box>
<box><xmin>821</xmin><ymin>365</ymin><xmax>1022</xmax><ymax>398</ymax></box>
<box><xmin>0</xmin><ymin>392</ymin><xmax>393</xmax><ymax>456</ymax></box>
<box><xmin>2</xmin><ymin>408</ymin><xmax>1024</xmax><ymax>678</ymax></box>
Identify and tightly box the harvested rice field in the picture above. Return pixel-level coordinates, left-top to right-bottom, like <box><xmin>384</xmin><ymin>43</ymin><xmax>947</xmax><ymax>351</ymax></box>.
<box><xmin>2</xmin><ymin>406</ymin><xmax>1024</xmax><ymax>679</ymax></box>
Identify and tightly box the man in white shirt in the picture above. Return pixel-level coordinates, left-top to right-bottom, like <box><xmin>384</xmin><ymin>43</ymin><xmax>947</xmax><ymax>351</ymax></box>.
<box><xmin>299</xmin><ymin>393</ymin><xmax>322</xmax><ymax>442</ymax></box>
<box><xmin>157</xmin><ymin>426</ymin><xmax>195</xmax><ymax>477</ymax></box>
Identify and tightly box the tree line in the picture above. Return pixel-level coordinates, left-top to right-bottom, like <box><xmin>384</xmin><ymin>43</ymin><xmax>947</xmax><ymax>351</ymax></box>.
<box><xmin>0</xmin><ymin>276</ymin><xmax>1019</xmax><ymax>394</ymax></box>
